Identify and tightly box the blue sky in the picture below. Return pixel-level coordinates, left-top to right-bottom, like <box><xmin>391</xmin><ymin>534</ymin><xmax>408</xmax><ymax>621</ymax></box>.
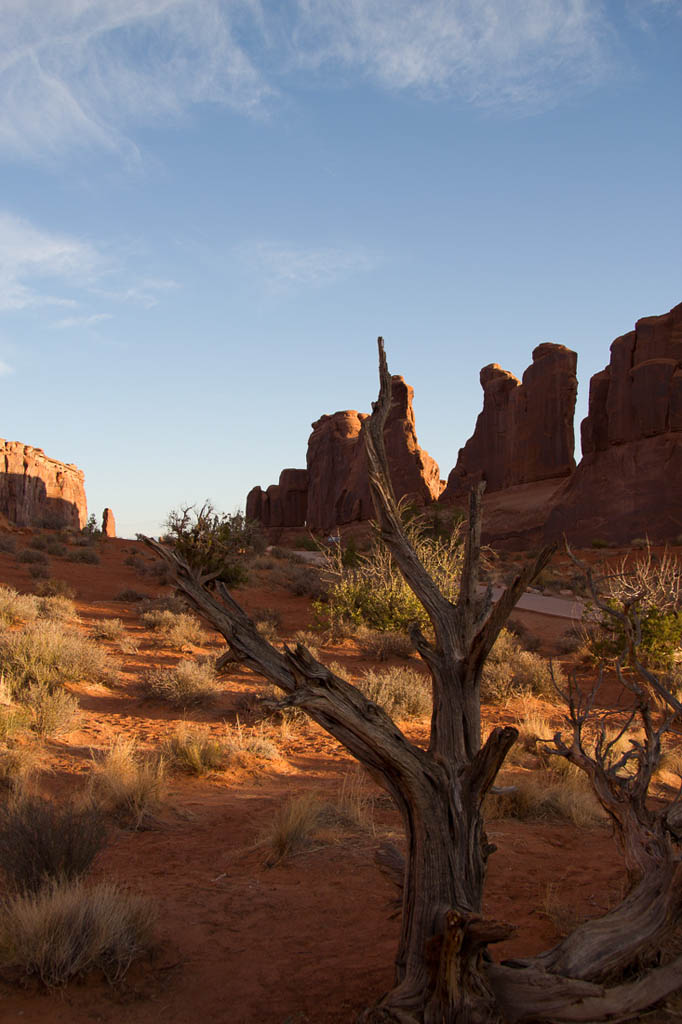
<box><xmin>1</xmin><ymin>0</ymin><xmax>680</xmax><ymax>538</ymax></box>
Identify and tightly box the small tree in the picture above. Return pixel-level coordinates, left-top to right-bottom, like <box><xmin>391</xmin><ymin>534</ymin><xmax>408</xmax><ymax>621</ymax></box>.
<box><xmin>143</xmin><ymin>341</ymin><xmax>682</xmax><ymax>1023</ymax></box>
<box><xmin>161</xmin><ymin>502</ymin><xmax>262</xmax><ymax>588</ymax></box>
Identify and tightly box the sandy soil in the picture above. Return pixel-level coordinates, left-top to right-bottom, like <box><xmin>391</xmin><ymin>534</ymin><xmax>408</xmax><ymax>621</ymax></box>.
<box><xmin>0</xmin><ymin>532</ymin><xmax>679</xmax><ymax>1023</ymax></box>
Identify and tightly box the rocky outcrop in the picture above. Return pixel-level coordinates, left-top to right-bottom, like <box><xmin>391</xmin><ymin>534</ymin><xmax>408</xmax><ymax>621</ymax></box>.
<box><xmin>545</xmin><ymin>302</ymin><xmax>682</xmax><ymax>544</ymax></box>
<box><xmin>441</xmin><ymin>343</ymin><xmax>578</xmax><ymax>503</ymax></box>
<box><xmin>0</xmin><ymin>440</ymin><xmax>87</xmax><ymax>529</ymax></box>
<box><xmin>305</xmin><ymin>376</ymin><xmax>442</xmax><ymax>533</ymax></box>
<box><xmin>102</xmin><ymin>508</ymin><xmax>116</xmax><ymax>538</ymax></box>
<box><xmin>247</xmin><ymin>376</ymin><xmax>442</xmax><ymax>533</ymax></box>
<box><xmin>246</xmin><ymin>469</ymin><xmax>309</xmax><ymax>529</ymax></box>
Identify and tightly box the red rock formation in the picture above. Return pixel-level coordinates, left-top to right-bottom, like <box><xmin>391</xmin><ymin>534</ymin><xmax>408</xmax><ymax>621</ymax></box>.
<box><xmin>546</xmin><ymin>302</ymin><xmax>682</xmax><ymax>544</ymax></box>
<box><xmin>0</xmin><ymin>440</ymin><xmax>87</xmax><ymax>529</ymax></box>
<box><xmin>102</xmin><ymin>508</ymin><xmax>116</xmax><ymax>538</ymax></box>
<box><xmin>305</xmin><ymin>375</ymin><xmax>442</xmax><ymax>533</ymax></box>
<box><xmin>247</xmin><ymin>376</ymin><xmax>441</xmax><ymax>534</ymax></box>
<box><xmin>440</xmin><ymin>343</ymin><xmax>577</xmax><ymax>503</ymax></box>
<box><xmin>246</xmin><ymin>469</ymin><xmax>309</xmax><ymax>528</ymax></box>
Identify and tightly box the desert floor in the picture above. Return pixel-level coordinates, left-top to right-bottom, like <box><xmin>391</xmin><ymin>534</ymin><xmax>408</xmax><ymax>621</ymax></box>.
<box><xmin>0</xmin><ymin>531</ymin><xmax>680</xmax><ymax>1024</ymax></box>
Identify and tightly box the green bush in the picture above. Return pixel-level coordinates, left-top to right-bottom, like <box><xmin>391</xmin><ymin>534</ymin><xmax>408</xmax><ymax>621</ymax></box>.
<box><xmin>318</xmin><ymin>507</ymin><xmax>464</xmax><ymax>634</ymax></box>
<box><xmin>161</xmin><ymin>502</ymin><xmax>263</xmax><ymax>588</ymax></box>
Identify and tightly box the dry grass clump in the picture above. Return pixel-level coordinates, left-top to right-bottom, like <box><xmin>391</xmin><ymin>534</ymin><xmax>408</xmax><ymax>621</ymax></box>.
<box><xmin>0</xmin><ymin>739</ymin><xmax>41</xmax><ymax>795</ymax></box>
<box><xmin>256</xmin><ymin>684</ymin><xmax>309</xmax><ymax>729</ymax></box>
<box><xmin>0</xmin><ymin>878</ymin><xmax>155</xmax><ymax>986</ymax></box>
<box><xmin>35</xmin><ymin>579</ymin><xmax>76</xmax><ymax>599</ymax></box>
<box><xmin>0</xmin><ymin>586</ymin><xmax>39</xmax><ymax>625</ymax></box>
<box><xmin>90</xmin><ymin>618</ymin><xmax>139</xmax><ymax>654</ymax></box>
<box><xmin>254</xmin><ymin>609</ymin><xmax>281</xmax><ymax>644</ymax></box>
<box><xmin>0</xmin><ymin>798</ymin><xmax>106</xmax><ymax>894</ymax></box>
<box><xmin>292</xmin><ymin>629</ymin><xmax>320</xmax><ymax>658</ymax></box>
<box><xmin>0</xmin><ymin>620</ymin><xmax>117</xmax><ymax>693</ymax></box>
<box><xmin>89</xmin><ymin>738</ymin><xmax>165</xmax><ymax>829</ymax></box>
<box><xmin>224</xmin><ymin>720</ymin><xmax>279</xmax><ymax>763</ymax></box>
<box><xmin>162</xmin><ymin>726</ymin><xmax>227</xmax><ymax>775</ymax></box>
<box><xmin>481</xmin><ymin>629</ymin><xmax>562</xmax><ymax>702</ymax></box>
<box><xmin>354</xmin><ymin>664</ymin><xmax>431</xmax><ymax>720</ymax></box>
<box><xmin>354</xmin><ymin>624</ymin><xmax>415</xmax><ymax>661</ymax></box>
<box><xmin>24</xmin><ymin>685</ymin><xmax>80</xmax><ymax>738</ymax></box>
<box><xmin>141</xmin><ymin>659</ymin><xmax>220</xmax><ymax>708</ymax></box>
<box><xmin>140</xmin><ymin>609</ymin><xmax>206</xmax><ymax>648</ymax></box>
<box><xmin>36</xmin><ymin>595</ymin><xmax>77</xmax><ymax>622</ymax></box>
<box><xmin>263</xmin><ymin>791</ymin><xmax>329</xmax><ymax>866</ymax></box>
<box><xmin>484</xmin><ymin>771</ymin><xmax>603</xmax><ymax>827</ymax></box>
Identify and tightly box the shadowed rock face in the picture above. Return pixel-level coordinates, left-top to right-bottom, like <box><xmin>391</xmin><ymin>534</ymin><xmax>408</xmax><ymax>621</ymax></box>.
<box><xmin>0</xmin><ymin>440</ymin><xmax>87</xmax><ymax>529</ymax></box>
<box><xmin>246</xmin><ymin>469</ymin><xmax>309</xmax><ymax>529</ymax></box>
<box><xmin>545</xmin><ymin>302</ymin><xmax>682</xmax><ymax>544</ymax></box>
<box><xmin>102</xmin><ymin>508</ymin><xmax>116</xmax><ymax>538</ymax></box>
<box><xmin>441</xmin><ymin>343</ymin><xmax>578</xmax><ymax>502</ymax></box>
<box><xmin>246</xmin><ymin>376</ymin><xmax>442</xmax><ymax>533</ymax></box>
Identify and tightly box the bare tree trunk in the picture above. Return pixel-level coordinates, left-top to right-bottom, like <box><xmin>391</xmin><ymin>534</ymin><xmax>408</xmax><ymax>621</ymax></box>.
<box><xmin>142</xmin><ymin>338</ymin><xmax>682</xmax><ymax>1023</ymax></box>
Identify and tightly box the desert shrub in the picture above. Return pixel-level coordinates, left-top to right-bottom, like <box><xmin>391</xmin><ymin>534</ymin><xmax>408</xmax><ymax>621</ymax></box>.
<box><xmin>17</xmin><ymin>548</ymin><xmax>49</xmax><ymax>565</ymax></box>
<box><xmin>35</xmin><ymin>578</ymin><xmax>76</xmax><ymax>599</ymax></box>
<box><xmin>263</xmin><ymin>791</ymin><xmax>328</xmax><ymax>866</ymax></box>
<box><xmin>354</xmin><ymin>624</ymin><xmax>415</xmax><ymax>660</ymax></box>
<box><xmin>28</xmin><ymin>565</ymin><xmax>50</xmax><ymax>580</ymax></box>
<box><xmin>161</xmin><ymin>502</ymin><xmax>264</xmax><ymax>588</ymax></box>
<box><xmin>139</xmin><ymin>594</ymin><xmax>188</xmax><ymax>615</ymax></box>
<box><xmin>484</xmin><ymin>772</ymin><xmax>603</xmax><ymax>827</ymax></box>
<box><xmin>355</xmin><ymin>664</ymin><xmax>431</xmax><ymax>719</ymax></box>
<box><xmin>0</xmin><ymin>704</ymin><xmax>30</xmax><ymax>744</ymax></box>
<box><xmin>36</xmin><ymin>595</ymin><xmax>76</xmax><ymax>621</ymax></box>
<box><xmin>292</xmin><ymin>629</ymin><xmax>320</xmax><ymax>658</ymax></box>
<box><xmin>0</xmin><ymin>535</ymin><xmax>17</xmax><ymax>554</ymax></box>
<box><xmin>0</xmin><ymin>878</ymin><xmax>155</xmax><ymax>986</ymax></box>
<box><xmin>224</xmin><ymin>720</ymin><xmax>279</xmax><ymax>762</ymax></box>
<box><xmin>162</xmin><ymin>727</ymin><xmax>227</xmax><ymax>775</ymax></box>
<box><xmin>0</xmin><ymin>621</ymin><xmax>117</xmax><ymax>693</ymax></box>
<box><xmin>25</xmin><ymin>685</ymin><xmax>80</xmax><ymax>737</ymax></box>
<box><xmin>140</xmin><ymin>609</ymin><xmax>206</xmax><ymax>648</ymax></box>
<box><xmin>27</xmin><ymin>535</ymin><xmax>48</xmax><ymax>551</ymax></box>
<box><xmin>67</xmin><ymin>548</ymin><xmax>100</xmax><ymax>565</ymax></box>
<box><xmin>91</xmin><ymin>618</ymin><xmax>127</xmax><ymax>642</ymax></box>
<box><xmin>480</xmin><ymin>629</ymin><xmax>560</xmax><ymax>702</ymax></box>
<box><xmin>0</xmin><ymin>742</ymin><xmax>41</xmax><ymax>795</ymax></box>
<box><xmin>0</xmin><ymin>798</ymin><xmax>106</xmax><ymax>893</ymax></box>
<box><xmin>141</xmin><ymin>660</ymin><xmax>220</xmax><ymax>708</ymax></box>
<box><xmin>584</xmin><ymin>548</ymin><xmax>682</xmax><ymax>671</ymax></box>
<box><xmin>44</xmin><ymin>538</ymin><xmax>67</xmax><ymax>558</ymax></box>
<box><xmin>0</xmin><ymin>586</ymin><xmax>39</xmax><ymax>625</ymax></box>
<box><xmin>275</xmin><ymin>563</ymin><xmax>326</xmax><ymax>599</ymax></box>
<box><xmin>319</xmin><ymin>507</ymin><xmax>464</xmax><ymax>633</ymax></box>
<box><xmin>89</xmin><ymin>738</ymin><xmax>164</xmax><ymax>829</ymax></box>
<box><xmin>116</xmin><ymin>588</ymin><xmax>146</xmax><ymax>603</ymax></box>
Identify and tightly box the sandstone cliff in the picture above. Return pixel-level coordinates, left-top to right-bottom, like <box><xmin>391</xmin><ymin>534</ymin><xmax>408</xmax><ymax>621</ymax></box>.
<box><xmin>0</xmin><ymin>440</ymin><xmax>87</xmax><ymax>529</ymax></box>
<box><xmin>545</xmin><ymin>302</ymin><xmax>682</xmax><ymax>544</ymax></box>
<box><xmin>247</xmin><ymin>376</ymin><xmax>442</xmax><ymax>533</ymax></box>
<box><xmin>440</xmin><ymin>343</ymin><xmax>578</xmax><ymax>503</ymax></box>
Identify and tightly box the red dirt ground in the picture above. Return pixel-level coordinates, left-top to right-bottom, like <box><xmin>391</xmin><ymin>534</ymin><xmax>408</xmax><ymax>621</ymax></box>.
<box><xmin>0</xmin><ymin>531</ymin><xmax>679</xmax><ymax>1023</ymax></box>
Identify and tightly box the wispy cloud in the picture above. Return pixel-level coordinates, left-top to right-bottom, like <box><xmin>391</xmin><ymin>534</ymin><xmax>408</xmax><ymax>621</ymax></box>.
<box><xmin>51</xmin><ymin>312</ymin><xmax>113</xmax><ymax>329</ymax></box>
<box><xmin>0</xmin><ymin>211</ymin><xmax>99</xmax><ymax>311</ymax></box>
<box><xmin>0</xmin><ymin>359</ymin><xmax>13</xmax><ymax>377</ymax></box>
<box><xmin>241</xmin><ymin>240</ymin><xmax>377</xmax><ymax>290</ymax></box>
<box><xmin>0</xmin><ymin>210</ymin><xmax>176</xmax><ymax>317</ymax></box>
<box><xmin>0</xmin><ymin>1</ymin><xmax>624</xmax><ymax>161</ymax></box>
<box><xmin>290</xmin><ymin>0</ymin><xmax>612</xmax><ymax>109</ymax></box>
<box><xmin>0</xmin><ymin>0</ymin><xmax>271</xmax><ymax>160</ymax></box>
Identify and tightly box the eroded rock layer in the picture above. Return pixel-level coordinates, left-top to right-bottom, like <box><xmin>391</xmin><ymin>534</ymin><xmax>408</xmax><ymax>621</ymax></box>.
<box><xmin>545</xmin><ymin>302</ymin><xmax>682</xmax><ymax>544</ymax></box>
<box><xmin>0</xmin><ymin>440</ymin><xmax>87</xmax><ymax>529</ymax></box>
<box><xmin>247</xmin><ymin>376</ymin><xmax>441</xmax><ymax>532</ymax></box>
<box><xmin>441</xmin><ymin>343</ymin><xmax>578</xmax><ymax>503</ymax></box>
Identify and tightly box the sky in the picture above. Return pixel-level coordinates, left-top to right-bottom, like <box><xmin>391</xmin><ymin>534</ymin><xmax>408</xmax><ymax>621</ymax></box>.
<box><xmin>1</xmin><ymin>0</ymin><xmax>680</xmax><ymax>539</ymax></box>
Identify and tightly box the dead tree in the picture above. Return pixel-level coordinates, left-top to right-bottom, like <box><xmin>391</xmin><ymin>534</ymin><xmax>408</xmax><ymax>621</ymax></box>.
<box><xmin>143</xmin><ymin>340</ymin><xmax>682</xmax><ymax>1023</ymax></box>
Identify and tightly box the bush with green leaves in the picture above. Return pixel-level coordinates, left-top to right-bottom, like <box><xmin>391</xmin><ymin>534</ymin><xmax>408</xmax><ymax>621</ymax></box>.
<box><xmin>161</xmin><ymin>501</ymin><xmax>263</xmax><ymax>587</ymax></box>
<box><xmin>585</xmin><ymin>547</ymin><xmax>682</xmax><ymax>671</ymax></box>
<box><xmin>318</xmin><ymin>506</ymin><xmax>465</xmax><ymax>634</ymax></box>
<box><xmin>480</xmin><ymin>629</ymin><xmax>560</xmax><ymax>702</ymax></box>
